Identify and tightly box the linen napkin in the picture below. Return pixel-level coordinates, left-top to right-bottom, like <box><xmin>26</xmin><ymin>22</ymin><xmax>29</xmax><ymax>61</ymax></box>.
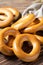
<box><xmin>22</xmin><ymin>3</ymin><xmax>43</xmax><ymax>18</ymax></box>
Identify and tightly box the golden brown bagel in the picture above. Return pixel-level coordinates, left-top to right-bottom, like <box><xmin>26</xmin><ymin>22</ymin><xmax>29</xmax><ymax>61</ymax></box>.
<box><xmin>23</xmin><ymin>17</ymin><xmax>43</xmax><ymax>33</ymax></box>
<box><xmin>0</xmin><ymin>8</ymin><xmax>13</xmax><ymax>27</ymax></box>
<box><xmin>13</xmin><ymin>34</ymin><xmax>40</xmax><ymax>62</ymax></box>
<box><xmin>11</xmin><ymin>14</ymin><xmax>35</xmax><ymax>30</ymax></box>
<box><xmin>0</xmin><ymin>27</ymin><xmax>20</xmax><ymax>56</ymax></box>
<box><xmin>35</xmin><ymin>35</ymin><xmax>43</xmax><ymax>44</ymax></box>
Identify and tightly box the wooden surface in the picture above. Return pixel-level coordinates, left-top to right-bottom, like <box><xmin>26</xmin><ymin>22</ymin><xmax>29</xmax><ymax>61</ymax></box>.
<box><xmin>0</xmin><ymin>0</ymin><xmax>43</xmax><ymax>65</ymax></box>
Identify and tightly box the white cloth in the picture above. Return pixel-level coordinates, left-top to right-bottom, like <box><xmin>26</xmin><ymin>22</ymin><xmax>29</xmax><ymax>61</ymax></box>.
<box><xmin>22</xmin><ymin>3</ymin><xmax>43</xmax><ymax>18</ymax></box>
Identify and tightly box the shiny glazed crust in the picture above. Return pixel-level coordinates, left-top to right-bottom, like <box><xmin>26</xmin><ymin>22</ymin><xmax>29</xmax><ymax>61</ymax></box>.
<box><xmin>0</xmin><ymin>8</ymin><xmax>13</xmax><ymax>27</ymax></box>
<box><xmin>11</xmin><ymin>14</ymin><xmax>35</xmax><ymax>30</ymax></box>
<box><xmin>23</xmin><ymin>17</ymin><xmax>43</xmax><ymax>33</ymax></box>
<box><xmin>4</xmin><ymin>7</ymin><xmax>20</xmax><ymax>20</ymax></box>
<box><xmin>13</xmin><ymin>34</ymin><xmax>40</xmax><ymax>62</ymax></box>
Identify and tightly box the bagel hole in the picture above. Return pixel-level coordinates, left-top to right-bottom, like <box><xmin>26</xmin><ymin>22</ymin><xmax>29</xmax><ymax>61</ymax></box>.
<box><xmin>7</xmin><ymin>35</ymin><xmax>15</xmax><ymax>48</ymax></box>
<box><xmin>4</xmin><ymin>35</ymin><xmax>15</xmax><ymax>48</ymax></box>
<box><xmin>0</xmin><ymin>14</ymin><xmax>6</xmax><ymax>21</ymax></box>
<box><xmin>30</xmin><ymin>18</ymin><xmax>40</xmax><ymax>26</ymax></box>
<box><xmin>22</xmin><ymin>41</ymin><xmax>33</xmax><ymax>53</ymax></box>
<box><xmin>0</xmin><ymin>13</ymin><xmax>6</xmax><ymax>15</ymax></box>
<box><xmin>0</xmin><ymin>13</ymin><xmax>7</xmax><ymax>15</ymax></box>
<box><xmin>36</xmin><ymin>30</ymin><xmax>43</xmax><ymax>36</ymax></box>
<box><xmin>33</xmin><ymin>18</ymin><xmax>40</xmax><ymax>24</ymax></box>
<box><xmin>28</xmin><ymin>18</ymin><xmax>40</xmax><ymax>27</ymax></box>
<box><xmin>27</xmin><ymin>18</ymin><xmax>40</xmax><ymax>28</ymax></box>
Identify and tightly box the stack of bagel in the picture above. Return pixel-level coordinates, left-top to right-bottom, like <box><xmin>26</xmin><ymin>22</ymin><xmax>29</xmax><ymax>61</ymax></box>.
<box><xmin>0</xmin><ymin>6</ymin><xmax>43</xmax><ymax>62</ymax></box>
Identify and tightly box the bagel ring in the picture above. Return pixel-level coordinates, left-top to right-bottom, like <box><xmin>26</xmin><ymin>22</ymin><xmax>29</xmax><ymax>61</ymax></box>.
<box><xmin>4</xmin><ymin>7</ymin><xmax>20</xmax><ymax>20</ymax></box>
<box><xmin>0</xmin><ymin>27</ymin><xmax>20</xmax><ymax>56</ymax></box>
<box><xmin>23</xmin><ymin>17</ymin><xmax>43</xmax><ymax>33</ymax></box>
<box><xmin>11</xmin><ymin>14</ymin><xmax>35</xmax><ymax>30</ymax></box>
<box><xmin>13</xmin><ymin>34</ymin><xmax>40</xmax><ymax>62</ymax></box>
<box><xmin>0</xmin><ymin>8</ymin><xmax>13</xmax><ymax>27</ymax></box>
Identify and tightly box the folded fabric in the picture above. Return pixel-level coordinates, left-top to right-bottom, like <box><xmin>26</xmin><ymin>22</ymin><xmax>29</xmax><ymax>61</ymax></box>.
<box><xmin>22</xmin><ymin>3</ymin><xmax>43</xmax><ymax>18</ymax></box>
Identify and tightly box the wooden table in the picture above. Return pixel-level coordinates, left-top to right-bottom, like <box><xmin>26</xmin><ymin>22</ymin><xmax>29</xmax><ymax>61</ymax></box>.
<box><xmin>0</xmin><ymin>0</ymin><xmax>43</xmax><ymax>65</ymax></box>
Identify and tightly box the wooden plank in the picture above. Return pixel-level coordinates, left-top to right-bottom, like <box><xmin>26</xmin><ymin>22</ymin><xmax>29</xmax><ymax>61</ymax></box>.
<box><xmin>0</xmin><ymin>0</ymin><xmax>33</xmax><ymax>12</ymax></box>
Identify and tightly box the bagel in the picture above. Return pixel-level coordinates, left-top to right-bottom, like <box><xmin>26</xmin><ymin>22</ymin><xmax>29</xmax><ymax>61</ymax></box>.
<box><xmin>0</xmin><ymin>27</ymin><xmax>20</xmax><ymax>56</ymax></box>
<box><xmin>13</xmin><ymin>34</ymin><xmax>40</xmax><ymax>62</ymax></box>
<box><xmin>11</xmin><ymin>14</ymin><xmax>35</xmax><ymax>30</ymax></box>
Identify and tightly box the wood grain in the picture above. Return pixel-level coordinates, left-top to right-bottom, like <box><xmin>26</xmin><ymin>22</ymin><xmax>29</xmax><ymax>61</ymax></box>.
<box><xmin>0</xmin><ymin>0</ymin><xmax>43</xmax><ymax>65</ymax></box>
